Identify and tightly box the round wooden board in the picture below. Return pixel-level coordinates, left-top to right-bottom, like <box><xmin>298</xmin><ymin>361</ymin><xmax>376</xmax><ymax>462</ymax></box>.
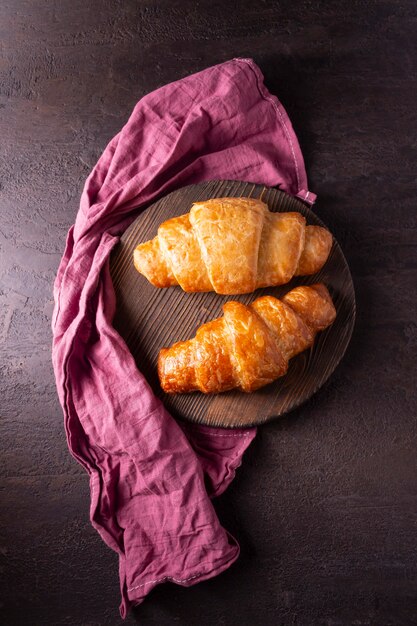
<box><xmin>110</xmin><ymin>180</ymin><xmax>356</xmax><ymax>428</ymax></box>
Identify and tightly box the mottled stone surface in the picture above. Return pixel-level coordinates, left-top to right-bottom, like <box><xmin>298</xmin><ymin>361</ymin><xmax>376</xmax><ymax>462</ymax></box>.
<box><xmin>0</xmin><ymin>1</ymin><xmax>416</xmax><ymax>624</ymax></box>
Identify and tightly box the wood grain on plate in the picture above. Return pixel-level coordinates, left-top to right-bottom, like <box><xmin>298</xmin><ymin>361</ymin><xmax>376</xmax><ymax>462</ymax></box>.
<box><xmin>110</xmin><ymin>180</ymin><xmax>355</xmax><ymax>428</ymax></box>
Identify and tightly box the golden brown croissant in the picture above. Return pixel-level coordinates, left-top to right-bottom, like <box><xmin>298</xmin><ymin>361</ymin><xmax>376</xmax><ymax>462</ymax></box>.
<box><xmin>158</xmin><ymin>284</ymin><xmax>336</xmax><ymax>394</ymax></box>
<box><xmin>134</xmin><ymin>197</ymin><xmax>333</xmax><ymax>294</ymax></box>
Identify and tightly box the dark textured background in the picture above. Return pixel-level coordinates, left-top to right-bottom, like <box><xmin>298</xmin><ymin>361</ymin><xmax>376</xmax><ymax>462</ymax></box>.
<box><xmin>1</xmin><ymin>1</ymin><xmax>416</xmax><ymax>625</ymax></box>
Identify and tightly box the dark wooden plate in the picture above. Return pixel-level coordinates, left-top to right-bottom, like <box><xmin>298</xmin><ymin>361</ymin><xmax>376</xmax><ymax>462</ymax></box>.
<box><xmin>110</xmin><ymin>180</ymin><xmax>355</xmax><ymax>428</ymax></box>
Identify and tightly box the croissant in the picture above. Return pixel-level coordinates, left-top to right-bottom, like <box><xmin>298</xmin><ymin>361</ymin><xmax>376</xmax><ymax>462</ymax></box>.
<box><xmin>158</xmin><ymin>284</ymin><xmax>336</xmax><ymax>394</ymax></box>
<box><xmin>134</xmin><ymin>197</ymin><xmax>333</xmax><ymax>295</ymax></box>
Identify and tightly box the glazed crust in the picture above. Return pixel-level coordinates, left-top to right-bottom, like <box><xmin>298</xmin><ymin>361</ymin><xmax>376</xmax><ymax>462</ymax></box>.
<box><xmin>133</xmin><ymin>237</ymin><xmax>177</xmax><ymax>288</ymax></box>
<box><xmin>223</xmin><ymin>301</ymin><xmax>288</xmax><ymax>392</ymax></box>
<box><xmin>158</xmin><ymin>284</ymin><xmax>337</xmax><ymax>394</ymax></box>
<box><xmin>257</xmin><ymin>211</ymin><xmax>305</xmax><ymax>288</ymax></box>
<box><xmin>189</xmin><ymin>197</ymin><xmax>266</xmax><ymax>294</ymax></box>
<box><xmin>133</xmin><ymin>197</ymin><xmax>332</xmax><ymax>294</ymax></box>
<box><xmin>251</xmin><ymin>295</ymin><xmax>313</xmax><ymax>360</ymax></box>
<box><xmin>158</xmin><ymin>214</ymin><xmax>211</xmax><ymax>291</ymax></box>
<box><xmin>295</xmin><ymin>225</ymin><xmax>333</xmax><ymax>277</ymax></box>
<box><xmin>194</xmin><ymin>318</ymin><xmax>236</xmax><ymax>393</ymax></box>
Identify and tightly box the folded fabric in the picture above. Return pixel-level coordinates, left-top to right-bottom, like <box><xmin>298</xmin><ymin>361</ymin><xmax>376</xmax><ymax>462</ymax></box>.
<box><xmin>51</xmin><ymin>57</ymin><xmax>314</xmax><ymax>618</ymax></box>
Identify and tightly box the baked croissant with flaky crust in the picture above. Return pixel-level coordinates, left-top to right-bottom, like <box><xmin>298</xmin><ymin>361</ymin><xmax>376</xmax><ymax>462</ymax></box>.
<box><xmin>134</xmin><ymin>197</ymin><xmax>332</xmax><ymax>295</ymax></box>
<box><xmin>158</xmin><ymin>284</ymin><xmax>336</xmax><ymax>394</ymax></box>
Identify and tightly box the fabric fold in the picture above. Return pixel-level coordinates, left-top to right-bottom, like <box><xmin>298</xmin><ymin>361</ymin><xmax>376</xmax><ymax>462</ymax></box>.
<box><xmin>52</xmin><ymin>57</ymin><xmax>313</xmax><ymax>617</ymax></box>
